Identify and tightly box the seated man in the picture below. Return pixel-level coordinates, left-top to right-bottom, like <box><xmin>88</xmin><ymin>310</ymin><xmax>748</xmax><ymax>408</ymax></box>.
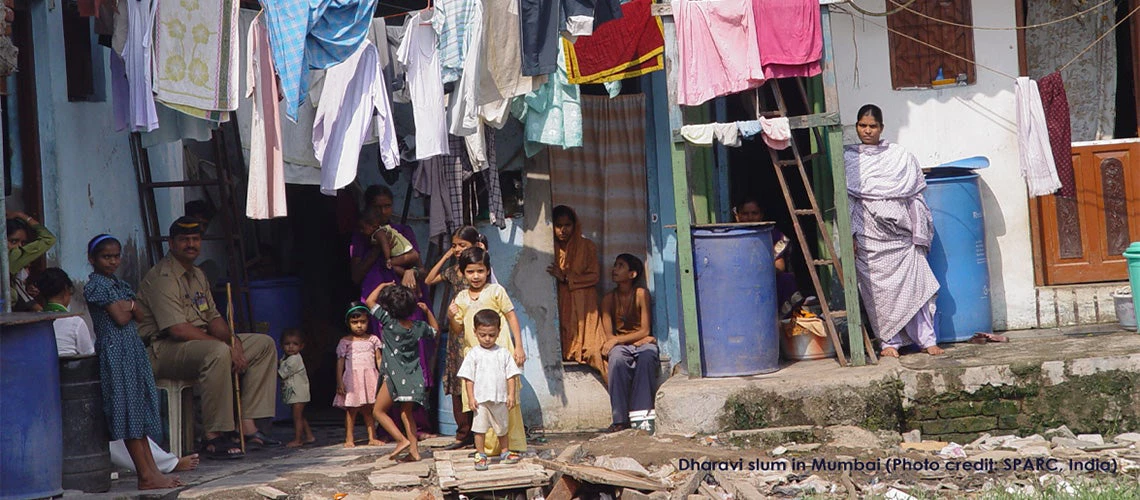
<box><xmin>137</xmin><ymin>216</ymin><xmax>280</xmax><ymax>459</ymax></box>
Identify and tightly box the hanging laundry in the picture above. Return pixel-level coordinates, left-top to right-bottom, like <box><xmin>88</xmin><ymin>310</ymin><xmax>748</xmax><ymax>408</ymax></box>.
<box><xmin>370</xmin><ymin>18</ymin><xmax>391</xmax><ymax>69</ymax></box>
<box><xmin>481</xmin><ymin>130</ymin><xmax>507</xmax><ymax>230</ymax></box>
<box><xmin>398</xmin><ymin>10</ymin><xmax>450</xmax><ymax>160</ymax></box>
<box><xmin>246</xmin><ymin>13</ymin><xmax>286</xmax><ymax>219</ymax></box>
<box><xmin>673</xmin><ymin>0</ymin><xmax>764</xmax><ymax>106</ymax></box>
<box><xmin>313</xmin><ymin>40</ymin><xmax>400</xmax><ymax>196</ymax></box>
<box><xmin>123</xmin><ymin>0</ymin><xmax>159</xmax><ymax>132</ymax></box>
<box><xmin>759</xmin><ymin>116</ymin><xmax>790</xmax><ymax>150</ymax></box>
<box><xmin>752</xmin><ymin>0</ymin><xmax>822</xmax><ymax>79</ymax></box>
<box><xmin>564</xmin><ymin>0</ymin><xmax>664</xmax><ymax>85</ymax></box>
<box><xmin>153</xmin><ymin>0</ymin><xmax>240</xmax><ymax>112</ymax></box>
<box><xmin>447</xmin><ymin>0</ymin><xmax>484</xmax><ymax>136</ymax></box>
<box><xmin>737</xmin><ymin>120</ymin><xmax>762</xmax><ymax>139</ymax></box>
<box><xmin>139</xmin><ymin>104</ymin><xmax>218</xmax><ymax>148</ymax></box>
<box><xmin>160</xmin><ymin>102</ymin><xmax>230</xmax><ymax>123</ymax></box>
<box><xmin>520</xmin><ymin>0</ymin><xmax>561</xmax><ymax>76</ymax></box>
<box><xmin>413</xmin><ymin>132</ymin><xmax>504</xmax><ymax>238</ymax></box>
<box><xmin>479</xmin><ymin>0</ymin><xmax>547</xmax><ymax>106</ymax></box>
<box><xmin>513</xmin><ymin>43</ymin><xmax>583</xmax><ymax>158</ymax></box>
<box><xmin>262</xmin><ymin>0</ymin><xmax>378</xmax><ymax>121</ymax></box>
<box><xmin>1015</xmin><ymin>77</ymin><xmax>1062</xmax><ymax>197</ymax></box>
<box><xmin>680</xmin><ymin>123</ymin><xmax>740</xmax><ymax>147</ymax></box>
<box><xmin>1038</xmin><ymin>72</ymin><xmax>1076</xmax><ymax>198</ymax></box>
<box><xmin>433</xmin><ymin>0</ymin><xmax>480</xmax><ymax>83</ymax></box>
<box><xmin>563</xmin><ymin>0</ymin><xmax>623</xmax><ymax>37</ymax></box>
<box><xmin>109</xmin><ymin>52</ymin><xmax>129</xmax><ymax>132</ymax></box>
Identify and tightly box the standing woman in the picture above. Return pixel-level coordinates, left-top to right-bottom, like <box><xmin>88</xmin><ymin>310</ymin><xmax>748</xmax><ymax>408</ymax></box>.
<box><xmin>85</xmin><ymin>234</ymin><xmax>182</xmax><ymax>488</ymax></box>
<box><xmin>546</xmin><ymin>205</ymin><xmax>608</xmax><ymax>382</ymax></box>
<box><xmin>844</xmin><ymin>104</ymin><xmax>943</xmax><ymax>357</ymax></box>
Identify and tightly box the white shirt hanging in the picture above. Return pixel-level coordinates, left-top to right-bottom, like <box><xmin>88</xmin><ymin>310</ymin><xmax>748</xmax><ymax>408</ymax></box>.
<box><xmin>397</xmin><ymin>10</ymin><xmax>450</xmax><ymax>160</ymax></box>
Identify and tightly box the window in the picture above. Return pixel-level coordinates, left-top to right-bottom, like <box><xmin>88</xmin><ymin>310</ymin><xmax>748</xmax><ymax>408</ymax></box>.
<box><xmin>61</xmin><ymin>2</ymin><xmax>104</xmax><ymax>102</ymax></box>
<box><xmin>886</xmin><ymin>0</ymin><xmax>976</xmax><ymax>89</ymax></box>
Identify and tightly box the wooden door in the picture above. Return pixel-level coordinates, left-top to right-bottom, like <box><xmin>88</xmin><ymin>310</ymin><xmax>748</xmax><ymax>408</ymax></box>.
<box><xmin>1032</xmin><ymin>140</ymin><xmax>1140</xmax><ymax>285</ymax></box>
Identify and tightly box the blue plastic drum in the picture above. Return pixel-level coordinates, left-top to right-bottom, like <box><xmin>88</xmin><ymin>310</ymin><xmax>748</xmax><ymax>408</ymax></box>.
<box><xmin>925</xmin><ymin>168</ymin><xmax>993</xmax><ymax>342</ymax></box>
<box><xmin>693</xmin><ymin>224</ymin><xmax>779</xmax><ymax>376</ymax></box>
<box><xmin>1</xmin><ymin>315</ymin><xmax>64</xmax><ymax>500</ymax></box>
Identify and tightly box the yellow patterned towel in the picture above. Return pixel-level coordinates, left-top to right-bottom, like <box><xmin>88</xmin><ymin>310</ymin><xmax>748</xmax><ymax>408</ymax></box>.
<box><xmin>153</xmin><ymin>0</ymin><xmax>240</xmax><ymax>112</ymax></box>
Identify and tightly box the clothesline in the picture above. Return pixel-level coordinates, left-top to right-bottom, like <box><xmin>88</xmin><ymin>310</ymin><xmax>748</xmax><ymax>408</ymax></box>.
<box><xmin>847</xmin><ymin>0</ymin><xmax>1117</xmax><ymax>30</ymax></box>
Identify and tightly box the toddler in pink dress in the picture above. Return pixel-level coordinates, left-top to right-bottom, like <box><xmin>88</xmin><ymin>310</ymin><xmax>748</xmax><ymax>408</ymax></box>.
<box><xmin>334</xmin><ymin>303</ymin><xmax>384</xmax><ymax>447</ymax></box>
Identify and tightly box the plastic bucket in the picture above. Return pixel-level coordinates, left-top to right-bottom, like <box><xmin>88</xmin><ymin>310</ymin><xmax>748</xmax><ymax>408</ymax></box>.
<box><xmin>692</xmin><ymin>224</ymin><xmax>779</xmax><ymax>376</ymax></box>
<box><xmin>0</xmin><ymin>316</ymin><xmax>64</xmax><ymax>500</ymax></box>
<box><xmin>436</xmin><ymin>333</ymin><xmax>457</xmax><ymax>436</ymax></box>
<box><xmin>1126</xmin><ymin>243</ymin><xmax>1140</xmax><ymax>333</ymax></box>
<box><xmin>59</xmin><ymin>356</ymin><xmax>111</xmax><ymax>493</ymax></box>
<box><xmin>1114</xmin><ymin>290</ymin><xmax>1137</xmax><ymax>331</ymax></box>
<box><xmin>924</xmin><ymin>169</ymin><xmax>993</xmax><ymax>342</ymax></box>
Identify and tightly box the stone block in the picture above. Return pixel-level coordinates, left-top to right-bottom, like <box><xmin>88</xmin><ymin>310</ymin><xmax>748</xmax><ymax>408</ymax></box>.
<box><xmin>948</xmin><ymin>416</ymin><xmax>997</xmax><ymax>434</ymax></box>
<box><xmin>1075</xmin><ymin>287</ymin><xmax>1099</xmax><ymax>325</ymax></box>
<box><xmin>938</xmin><ymin>401</ymin><xmax>982</xmax><ymax>419</ymax></box>
<box><xmin>998</xmin><ymin>415</ymin><xmax>1020</xmax><ymax>430</ymax></box>
<box><xmin>981</xmin><ymin>400</ymin><xmax>1019</xmax><ymax>416</ymax></box>
<box><xmin>910</xmin><ymin>406</ymin><xmax>938</xmax><ymax>420</ymax></box>
<box><xmin>938</xmin><ymin>433</ymin><xmax>982</xmax><ymax>445</ymax></box>
<box><xmin>1097</xmin><ymin>286</ymin><xmax>1119</xmax><ymax>323</ymax></box>
<box><xmin>1056</xmin><ymin>289</ymin><xmax>1078</xmax><ymax>327</ymax></box>
<box><xmin>1037</xmin><ymin>288</ymin><xmax>1058</xmax><ymax>329</ymax></box>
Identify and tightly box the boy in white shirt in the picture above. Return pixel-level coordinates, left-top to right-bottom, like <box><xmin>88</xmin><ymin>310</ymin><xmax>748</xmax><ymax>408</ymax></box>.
<box><xmin>456</xmin><ymin>309</ymin><xmax>522</xmax><ymax>471</ymax></box>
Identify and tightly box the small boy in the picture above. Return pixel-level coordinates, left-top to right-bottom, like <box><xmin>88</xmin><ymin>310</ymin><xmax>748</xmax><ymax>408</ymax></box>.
<box><xmin>456</xmin><ymin>310</ymin><xmax>522</xmax><ymax>471</ymax></box>
<box><xmin>278</xmin><ymin>329</ymin><xmax>316</xmax><ymax>447</ymax></box>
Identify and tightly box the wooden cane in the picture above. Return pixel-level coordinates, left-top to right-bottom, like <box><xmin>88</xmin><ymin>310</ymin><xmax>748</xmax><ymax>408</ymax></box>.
<box><xmin>226</xmin><ymin>283</ymin><xmax>246</xmax><ymax>454</ymax></box>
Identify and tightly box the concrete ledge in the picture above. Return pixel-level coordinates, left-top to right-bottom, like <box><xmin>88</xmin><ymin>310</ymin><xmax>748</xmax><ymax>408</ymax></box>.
<box><xmin>657</xmin><ymin>330</ymin><xmax>1140</xmax><ymax>440</ymax></box>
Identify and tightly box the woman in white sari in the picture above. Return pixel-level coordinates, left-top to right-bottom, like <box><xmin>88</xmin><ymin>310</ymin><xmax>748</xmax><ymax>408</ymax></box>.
<box><xmin>844</xmin><ymin>104</ymin><xmax>943</xmax><ymax>357</ymax></box>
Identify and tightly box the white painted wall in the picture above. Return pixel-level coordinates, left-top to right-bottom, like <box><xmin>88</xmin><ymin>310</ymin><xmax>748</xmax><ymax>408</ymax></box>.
<box><xmin>829</xmin><ymin>1</ymin><xmax>1037</xmax><ymax>330</ymax></box>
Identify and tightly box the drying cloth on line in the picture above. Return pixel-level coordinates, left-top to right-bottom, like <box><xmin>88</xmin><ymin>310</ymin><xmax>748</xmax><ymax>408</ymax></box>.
<box><xmin>520</xmin><ymin>0</ymin><xmax>560</xmax><ymax>76</ymax></box>
<box><xmin>246</xmin><ymin>13</ymin><xmax>286</xmax><ymax>219</ymax></box>
<box><xmin>262</xmin><ymin>0</ymin><xmax>378</xmax><ymax>121</ymax></box>
<box><xmin>313</xmin><ymin>40</ymin><xmax>400</xmax><ymax>196</ymax></box>
<box><xmin>673</xmin><ymin>0</ymin><xmax>765</xmax><ymax>106</ymax></box>
<box><xmin>564</xmin><ymin>0</ymin><xmax>664</xmax><ymax>85</ymax></box>
<box><xmin>153</xmin><ymin>0</ymin><xmax>240</xmax><ymax>112</ymax></box>
<box><xmin>433</xmin><ymin>0</ymin><xmax>480</xmax><ymax>83</ymax></box>
<box><xmin>1037</xmin><ymin>72</ymin><xmax>1076</xmax><ymax>198</ymax></box>
<box><xmin>1015</xmin><ymin>77</ymin><xmax>1062</xmax><ymax>197</ymax></box>
<box><xmin>753</xmin><ymin>0</ymin><xmax>822</xmax><ymax>80</ymax></box>
<box><xmin>478</xmin><ymin>0</ymin><xmax>546</xmax><ymax>106</ymax></box>
<box><xmin>513</xmin><ymin>42</ymin><xmax>583</xmax><ymax>158</ymax></box>
<box><xmin>123</xmin><ymin>0</ymin><xmax>159</xmax><ymax>132</ymax></box>
<box><xmin>413</xmin><ymin>131</ymin><xmax>504</xmax><ymax>238</ymax></box>
<box><xmin>758</xmin><ymin>116</ymin><xmax>790</xmax><ymax>150</ymax></box>
<box><xmin>139</xmin><ymin>103</ymin><xmax>217</xmax><ymax>148</ymax></box>
<box><xmin>399</xmin><ymin>10</ymin><xmax>450</xmax><ymax>160</ymax></box>
<box><xmin>680</xmin><ymin>123</ymin><xmax>740</xmax><ymax>147</ymax></box>
<box><xmin>563</xmin><ymin>0</ymin><xmax>623</xmax><ymax>37</ymax></box>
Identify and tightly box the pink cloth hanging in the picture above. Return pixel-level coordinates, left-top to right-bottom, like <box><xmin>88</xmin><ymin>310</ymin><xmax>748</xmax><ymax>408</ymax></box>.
<box><xmin>753</xmin><ymin>0</ymin><xmax>822</xmax><ymax>79</ymax></box>
<box><xmin>673</xmin><ymin>0</ymin><xmax>765</xmax><ymax>106</ymax></box>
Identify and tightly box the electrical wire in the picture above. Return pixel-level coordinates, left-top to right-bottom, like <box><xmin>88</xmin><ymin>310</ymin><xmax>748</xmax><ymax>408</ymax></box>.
<box><xmin>842</xmin><ymin>0</ymin><xmax>919</xmax><ymax>17</ymax></box>
<box><xmin>848</xmin><ymin>0</ymin><xmax>1117</xmax><ymax>30</ymax></box>
<box><xmin>1057</xmin><ymin>2</ymin><xmax>1140</xmax><ymax>73</ymax></box>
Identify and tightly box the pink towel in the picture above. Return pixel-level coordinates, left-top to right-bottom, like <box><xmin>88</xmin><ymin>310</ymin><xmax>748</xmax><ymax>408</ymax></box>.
<box><xmin>753</xmin><ymin>0</ymin><xmax>822</xmax><ymax>79</ymax></box>
<box><xmin>673</xmin><ymin>0</ymin><xmax>765</xmax><ymax>106</ymax></box>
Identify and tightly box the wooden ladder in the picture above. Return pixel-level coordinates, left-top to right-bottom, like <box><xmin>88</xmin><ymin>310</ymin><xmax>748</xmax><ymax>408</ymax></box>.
<box><xmin>759</xmin><ymin>79</ymin><xmax>877</xmax><ymax>367</ymax></box>
<box><xmin>129</xmin><ymin>124</ymin><xmax>253</xmax><ymax>330</ymax></box>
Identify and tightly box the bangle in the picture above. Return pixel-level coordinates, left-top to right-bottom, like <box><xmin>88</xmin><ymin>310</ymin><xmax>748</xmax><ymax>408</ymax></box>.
<box><xmin>129</xmin><ymin>300</ymin><xmax>135</xmax><ymax>312</ymax></box>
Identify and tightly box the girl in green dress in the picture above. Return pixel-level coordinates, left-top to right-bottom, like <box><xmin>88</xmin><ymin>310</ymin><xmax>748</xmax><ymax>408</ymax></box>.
<box><xmin>366</xmin><ymin>282</ymin><xmax>439</xmax><ymax>461</ymax></box>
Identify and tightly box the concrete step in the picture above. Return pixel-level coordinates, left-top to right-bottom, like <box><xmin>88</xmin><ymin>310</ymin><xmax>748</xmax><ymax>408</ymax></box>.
<box><xmin>1036</xmin><ymin>282</ymin><xmax>1129</xmax><ymax>328</ymax></box>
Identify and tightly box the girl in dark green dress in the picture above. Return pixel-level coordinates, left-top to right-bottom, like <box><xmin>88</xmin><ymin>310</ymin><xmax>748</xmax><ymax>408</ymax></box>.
<box><xmin>365</xmin><ymin>282</ymin><xmax>439</xmax><ymax>462</ymax></box>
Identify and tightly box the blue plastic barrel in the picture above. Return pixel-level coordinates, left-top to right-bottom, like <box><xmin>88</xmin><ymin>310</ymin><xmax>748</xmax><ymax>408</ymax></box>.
<box><xmin>925</xmin><ymin>169</ymin><xmax>993</xmax><ymax>342</ymax></box>
<box><xmin>249</xmin><ymin>278</ymin><xmax>302</xmax><ymax>421</ymax></box>
<box><xmin>436</xmin><ymin>334</ymin><xmax>457</xmax><ymax>436</ymax></box>
<box><xmin>692</xmin><ymin>224</ymin><xmax>779</xmax><ymax>376</ymax></box>
<box><xmin>1</xmin><ymin>315</ymin><xmax>64</xmax><ymax>500</ymax></box>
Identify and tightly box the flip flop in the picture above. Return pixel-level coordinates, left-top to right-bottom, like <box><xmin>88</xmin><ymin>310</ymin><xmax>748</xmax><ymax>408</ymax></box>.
<box><xmin>202</xmin><ymin>436</ymin><xmax>244</xmax><ymax>460</ymax></box>
<box><xmin>244</xmin><ymin>430</ymin><xmax>283</xmax><ymax>448</ymax></box>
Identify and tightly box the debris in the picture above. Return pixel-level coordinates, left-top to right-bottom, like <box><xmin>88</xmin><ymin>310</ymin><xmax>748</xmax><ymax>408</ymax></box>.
<box><xmin>902</xmin><ymin>430</ymin><xmax>921</xmax><ymax>443</ymax></box>
<box><xmin>702</xmin><ymin>435</ymin><xmax>719</xmax><ymax>446</ymax></box>
<box><xmin>556</xmin><ymin>444</ymin><xmax>584</xmax><ymax>463</ymax></box>
<box><xmin>1043</xmin><ymin>425</ymin><xmax>1077</xmax><ymax>441</ymax></box>
<box><xmin>797</xmin><ymin>475</ymin><xmax>833</xmax><ymax>495</ymax></box>
<box><xmin>711</xmin><ymin>472</ymin><xmax>763</xmax><ymax>500</ymax></box>
<box><xmin>1001</xmin><ymin>435</ymin><xmax>1048</xmax><ymax>451</ymax></box>
<box><xmin>770</xmin><ymin>446</ymin><xmax>787</xmax><ymax>456</ymax></box>
<box><xmin>938</xmin><ymin>442</ymin><xmax>967</xmax><ymax>459</ymax></box>
<box><xmin>535</xmin><ymin>458</ymin><xmax>668</xmax><ymax>492</ymax></box>
<box><xmin>621</xmin><ymin>488</ymin><xmax>653</xmax><ymax>500</ymax></box>
<box><xmin>594</xmin><ymin>456</ymin><xmax>652</xmax><ymax>478</ymax></box>
<box><xmin>1051</xmin><ymin>437</ymin><xmax>1101</xmax><ymax>449</ymax></box>
<box><xmin>255</xmin><ymin>486</ymin><xmax>289</xmax><ymax>500</ymax></box>
<box><xmin>1019</xmin><ymin>445</ymin><xmax>1051</xmax><ymax>457</ymax></box>
<box><xmin>1114</xmin><ymin>432</ymin><xmax>1140</xmax><ymax>444</ymax></box>
<box><xmin>724</xmin><ymin>426</ymin><xmax>817</xmax><ymax>446</ymax></box>
<box><xmin>900</xmin><ymin>441</ymin><xmax>948</xmax><ymax>452</ymax></box>
<box><xmin>548</xmin><ymin>474</ymin><xmax>581</xmax><ymax>500</ymax></box>
<box><xmin>650</xmin><ymin>464</ymin><xmax>676</xmax><ymax>481</ymax></box>
<box><xmin>368</xmin><ymin>472</ymin><xmax>423</xmax><ymax>490</ymax></box>
<box><xmin>593</xmin><ymin>429</ymin><xmax>642</xmax><ymax>442</ymax></box>
<box><xmin>670</xmin><ymin>467</ymin><xmax>708</xmax><ymax>500</ymax></box>
<box><xmin>966</xmin><ymin>433</ymin><xmax>991</xmax><ymax>449</ymax></box>
<box><xmin>825</xmin><ymin>425</ymin><xmax>886</xmax><ymax>449</ymax></box>
<box><xmin>785</xmin><ymin>443</ymin><xmax>822</xmax><ymax>453</ymax></box>
<box><xmin>883</xmin><ymin>487</ymin><xmax>917</xmax><ymax>500</ymax></box>
<box><xmin>1076</xmin><ymin>434</ymin><xmax>1105</xmax><ymax>445</ymax></box>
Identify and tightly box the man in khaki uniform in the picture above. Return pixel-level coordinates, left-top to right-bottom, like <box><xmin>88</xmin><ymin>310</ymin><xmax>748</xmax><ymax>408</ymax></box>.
<box><xmin>137</xmin><ymin>217</ymin><xmax>279</xmax><ymax>459</ymax></box>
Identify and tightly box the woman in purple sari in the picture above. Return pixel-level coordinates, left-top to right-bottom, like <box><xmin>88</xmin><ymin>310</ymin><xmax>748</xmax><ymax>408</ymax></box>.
<box><xmin>350</xmin><ymin>185</ymin><xmax>435</xmax><ymax>439</ymax></box>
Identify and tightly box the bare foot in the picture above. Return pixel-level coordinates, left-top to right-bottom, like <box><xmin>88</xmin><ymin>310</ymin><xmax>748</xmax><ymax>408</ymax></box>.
<box><xmin>137</xmin><ymin>473</ymin><xmax>183</xmax><ymax>490</ymax></box>
<box><xmin>286</xmin><ymin>440</ymin><xmax>304</xmax><ymax>448</ymax></box>
<box><xmin>344</xmin><ymin>440</ymin><xmax>356</xmax><ymax>448</ymax></box>
<box><xmin>304</xmin><ymin>435</ymin><xmax>317</xmax><ymax>444</ymax></box>
<box><xmin>173</xmin><ymin>454</ymin><xmax>199</xmax><ymax>472</ymax></box>
<box><xmin>368</xmin><ymin>439</ymin><xmax>384</xmax><ymax>446</ymax></box>
<box><xmin>408</xmin><ymin>447</ymin><xmax>421</xmax><ymax>461</ymax></box>
<box><xmin>880</xmin><ymin>347</ymin><xmax>900</xmax><ymax>358</ymax></box>
<box><xmin>388</xmin><ymin>440</ymin><xmax>412</xmax><ymax>460</ymax></box>
<box><xmin>923</xmin><ymin>345</ymin><xmax>945</xmax><ymax>355</ymax></box>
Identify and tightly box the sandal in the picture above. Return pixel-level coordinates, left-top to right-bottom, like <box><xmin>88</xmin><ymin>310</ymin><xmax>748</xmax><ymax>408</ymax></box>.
<box><xmin>474</xmin><ymin>453</ymin><xmax>489</xmax><ymax>471</ymax></box>
<box><xmin>500</xmin><ymin>451</ymin><xmax>521</xmax><ymax>464</ymax></box>
<box><xmin>244</xmin><ymin>430</ymin><xmax>282</xmax><ymax>449</ymax></box>
<box><xmin>202</xmin><ymin>436</ymin><xmax>244</xmax><ymax>460</ymax></box>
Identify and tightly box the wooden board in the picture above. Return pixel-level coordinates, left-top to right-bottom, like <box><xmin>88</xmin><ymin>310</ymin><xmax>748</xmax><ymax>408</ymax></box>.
<box><xmin>535</xmin><ymin>459</ymin><xmax>668</xmax><ymax>492</ymax></box>
<box><xmin>434</xmin><ymin>450</ymin><xmax>551</xmax><ymax>493</ymax></box>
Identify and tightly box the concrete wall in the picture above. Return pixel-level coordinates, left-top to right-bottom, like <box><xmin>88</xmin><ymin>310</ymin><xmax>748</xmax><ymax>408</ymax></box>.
<box><xmin>830</xmin><ymin>1</ymin><xmax>1036</xmax><ymax>330</ymax></box>
<box><xmin>27</xmin><ymin>2</ymin><xmax>184</xmax><ymax>287</ymax></box>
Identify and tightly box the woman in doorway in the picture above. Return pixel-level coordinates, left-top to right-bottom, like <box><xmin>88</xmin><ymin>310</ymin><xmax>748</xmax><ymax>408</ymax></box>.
<box><xmin>547</xmin><ymin>205</ymin><xmax>608</xmax><ymax>382</ymax></box>
<box><xmin>844</xmin><ymin>104</ymin><xmax>943</xmax><ymax>357</ymax></box>
<box><xmin>732</xmin><ymin>196</ymin><xmax>797</xmax><ymax>311</ymax></box>
<box><xmin>349</xmin><ymin>185</ymin><xmax>436</xmax><ymax>438</ymax></box>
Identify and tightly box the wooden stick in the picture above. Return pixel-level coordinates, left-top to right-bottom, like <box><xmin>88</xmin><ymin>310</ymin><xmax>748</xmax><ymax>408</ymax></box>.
<box><xmin>226</xmin><ymin>283</ymin><xmax>246</xmax><ymax>454</ymax></box>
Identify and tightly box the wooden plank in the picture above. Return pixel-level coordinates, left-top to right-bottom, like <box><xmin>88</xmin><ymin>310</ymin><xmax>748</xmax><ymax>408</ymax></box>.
<box><xmin>535</xmin><ymin>459</ymin><xmax>668</xmax><ymax>491</ymax></box>
<box><xmin>787</xmin><ymin>111</ymin><xmax>840</xmax><ymax>130</ymax></box>
<box><xmin>820</xmin><ymin>5</ymin><xmax>866</xmax><ymax>366</ymax></box>
<box><xmin>671</xmin><ymin>140</ymin><xmax>703</xmax><ymax>378</ymax></box>
<box><xmin>556</xmin><ymin>444</ymin><xmax>584</xmax><ymax>463</ymax></box>
<box><xmin>548</xmin><ymin>475</ymin><xmax>581</xmax><ymax>500</ymax></box>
